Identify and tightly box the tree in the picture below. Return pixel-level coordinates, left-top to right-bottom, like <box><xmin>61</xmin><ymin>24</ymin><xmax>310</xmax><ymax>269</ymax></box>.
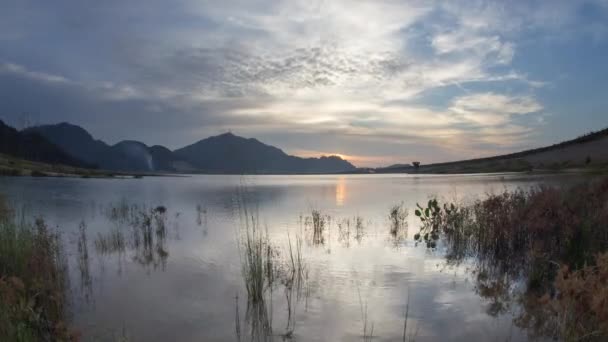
<box><xmin>412</xmin><ymin>161</ymin><xmax>420</xmax><ymax>169</ymax></box>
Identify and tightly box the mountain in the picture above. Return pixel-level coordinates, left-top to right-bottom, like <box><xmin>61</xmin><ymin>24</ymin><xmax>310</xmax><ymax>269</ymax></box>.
<box><xmin>174</xmin><ymin>132</ymin><xmax>356</xmax><ymax>173</ymax></box>
<box><xmin>376</xmin><ymin>127</ymin><xmax>608</xmax><ymax>174</ymax></box>
<box><xmin>26</xmin><ymin>123</ymin><xmax>355</xmax><ymax>173</ymax></box>
<box><xmin>25</xmin><ymin>123</ymin><xmax>185</xmax><ymax>172</ymax></box>
<box><xmin>24</xmin><ymin>122</ymin><xmax>112</xmax><ymax>168</ymax></box>
<box><xmin>0</xmin><ymin>120</ymin><xmax>89</xmax><ymax>167</ymax></box>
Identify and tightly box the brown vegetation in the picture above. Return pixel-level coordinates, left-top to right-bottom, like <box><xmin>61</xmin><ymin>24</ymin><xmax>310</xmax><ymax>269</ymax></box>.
<box><xmin>415</xmin><ymin>178</ymin><xmax>608</xmax><ymax>341</ymax></box>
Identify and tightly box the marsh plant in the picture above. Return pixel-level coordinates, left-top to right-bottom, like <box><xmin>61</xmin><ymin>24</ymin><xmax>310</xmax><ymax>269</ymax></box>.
<box><xmin>304</xmin><ymin>208</ymin><xmax>331</xmax><ymax>246</ymax></box>
<box><xmin>132</xmin><ymin>206</ymin><xmax>168</xmax><ymax>270</ymax></box>
<box><xmin>77</xmin><ymin>221</ymin><xmax>93</xmax><ymax>301</ymax></box>
<box><xmin>236</xmin><ymin>191</ymin><xmax>311</xmax><ymax>341</ymax></box>
<box><xmin>94</xmin><ymin>228</ymin><xmax>126</xmax><ymax>256</ymax></box>
<box><xmin>102</xmin><ymin>201</ymin><xmax>169</xmax><ymax>270</ymax></box>
<box><xmin>421</xmin><ymin>179</ymin><xmax>608</xmax><ymax>341</ymax></box>
<box><xmin>338</xmin><ymin>215</ymin><xmax>366</xmax><ymax>247</ymax></box>
<box><xmin>357</xmin><ymin>288</ymin><xmax>374</xmax><ymax>342</ymax></box>
<box><xmin>0</xmin><ymin>197</ymin><xmax>74</xmax><ymax>341</ymax></box>
<box><xmin>389</xmin><ymin>203</ymin><xmax>408</xmax><ymax>237</ymax></box>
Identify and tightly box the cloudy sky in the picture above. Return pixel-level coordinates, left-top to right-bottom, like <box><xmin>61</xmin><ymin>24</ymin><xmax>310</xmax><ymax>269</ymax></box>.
<box><xmin>1</xmin><ymin>0</ymin><xmax>607</xmax><ymax>166</ymax></box>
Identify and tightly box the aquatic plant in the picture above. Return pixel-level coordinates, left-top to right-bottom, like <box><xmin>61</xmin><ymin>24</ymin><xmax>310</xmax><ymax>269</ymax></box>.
<box><xmin>77</xmin><ymin>221</ymin><xmax>93</xmax><ymax>301</ymax></box>
<box><xmin>413</xmin><ymin>199</ymin><xmax>442</xmax><ymax>248</ymax></box>
<box><xmin>358</xmin><ymin>288</ymin><xmax>374</xmax><ymax>342</ymax></box>
<box><xmin>94</xmin><ymin>228</ymin><xmax>126</xmax><ymax>255</ymax></box>
<box><xmin>303</xmin><ymin>208</ymin><xmax>331</xmax><ymax>246</ymax></box>
<box><xmin>429</xmin><ymin>178</ymin><xmax>608</xmax><ymax>341</ymax></box>
<box><xmin>131</xmin><ymin>206</ymin><xmax>169</xmax><ymax>270</ymax></box>
<box><xmin>389</xmin><ymin>202</ymin><xmax>408</xmax><ymax>237</ymax></box>
<box><xmin>402</xmin><ymin>292</ymin><xmax>418</xmax><ymax>342</ymax></box>
<box><xmin>240</xmin><ymin>212</ymin><xmax>276</xmax><ymax>304</ymax></box>
<box><xmin>310</xmin><ymin>209</ymin><xmax>326</xmax><ymax>245</ymax></box>
<box><xmin>338</xmin><ymin>215</ymin><xmax>367</xmax><ymax>247</ymax></box>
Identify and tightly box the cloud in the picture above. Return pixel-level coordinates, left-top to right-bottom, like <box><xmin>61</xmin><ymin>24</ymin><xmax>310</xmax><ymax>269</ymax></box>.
<box><xmin>0</xmin><ymin>0</ymin><xmax>606</xmax><ymax>166</ymax></box>
<box><xmin>449</xmin><ymin>93</ymin><xmax>542</xmax><ymax>125</ymax></box>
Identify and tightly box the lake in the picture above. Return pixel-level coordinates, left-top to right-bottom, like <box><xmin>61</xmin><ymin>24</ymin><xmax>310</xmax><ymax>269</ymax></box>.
<box><xmin>0</xmin><ymin>173</ymin><xmax>587</xmax><ymax>341</ymax></box>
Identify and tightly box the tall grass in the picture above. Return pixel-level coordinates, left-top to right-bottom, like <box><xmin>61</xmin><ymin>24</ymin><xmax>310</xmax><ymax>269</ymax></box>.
<box><xmin>235</xmin><ymin>190</ymin><xmax>275</xmax><ymax>341</ymax></box>
<box><xmin>236</xmin><ymin>188</ymin><xmax>311</xmax><ymax>341</ymax></box>
<box><xmin>240</xmin><ymin>213</ymin><xmax>275</xmax><ymax>304</ymax></box>
<box><xmin>0</xmin><ymin>196</ymin><xmax>73</xmax><ymax>341</ymax></box>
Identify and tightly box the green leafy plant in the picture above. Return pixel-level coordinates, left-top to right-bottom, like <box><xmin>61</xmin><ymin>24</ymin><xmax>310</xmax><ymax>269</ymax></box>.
<box><xmin>413</xmin><ymin>199</ymin><xmax>442</xmax><ymax>248</ymax></box>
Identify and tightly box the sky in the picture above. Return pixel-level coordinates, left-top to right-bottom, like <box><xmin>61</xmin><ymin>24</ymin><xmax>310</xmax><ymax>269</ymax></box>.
<box><xmin>1</xmin><ymin>0</ymin><xmax>608</xmax><ymax>167</ymax></box>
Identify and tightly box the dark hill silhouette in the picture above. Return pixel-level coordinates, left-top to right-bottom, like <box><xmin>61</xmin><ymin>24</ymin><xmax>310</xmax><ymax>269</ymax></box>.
<box><xmin>24</xmin><ymin>122</ymin><xmax>112</xmax><ymax>168</ymax></box>
<box><xmin>25</xmin><ymin>123</ymin><xmax>355</xmax><ymax>173</ymax></box>
<box><xmin>0</xmin><ymin>120</ymin><xmax>89</xmax><ymax>168</ymax></box>
<box><xmin>174</xmin><ymin>132</ymin><xmax>356</xmax><ymax>173</ymax></box>
<box><xmin>25</xmin><ymin>124</ymin><xmax>184</xmax><ymax>172</ymax></box>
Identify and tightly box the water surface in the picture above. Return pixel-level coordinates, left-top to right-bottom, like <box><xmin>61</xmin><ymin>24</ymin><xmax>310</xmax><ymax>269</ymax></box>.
<box><xmin>0</xmin><ymin>173</ymin><xmax>586</xmax><ymax>341</ymax></box>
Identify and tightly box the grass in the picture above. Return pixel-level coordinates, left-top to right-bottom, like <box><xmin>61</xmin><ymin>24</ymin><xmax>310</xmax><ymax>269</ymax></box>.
<box><xmin>104</xmin><ymin>201</ymin><xmax>169</xmax><ymax>269</ymax></box>
<box><xmin>77</xmin><ymin>221</ymin><xmax>92</xmax><ymax>302</ymax></box>
<box><xmin>94</xmin><ymin>228</ymin><xmax>126</xmax><ymax>255</ymax></box>
<box><xmin>420</xmin><ymin>178</ymin><xmax>608</xmax><ymax>341</ymax></box>
<box><xmin>304</xmin><ymin>208</ymin><xmax>329</xmax><ymax>246</ymax></box>
<box><xmin>0</xmin><ymin>153</ymin><xmax>124</xmax><ymax>179</ymax></box>
<box><xmin>236</xmin><ymin>201</ymin><xmax>275</xmax><ymax>341</ymax></box>
<box><xmin>389</xmin><ymin>203</ymin><xmax>409</xmax><ymax>246</ymax></box>
<box><xmin>0</xmin><ymin>196</ymin><xmax>74</xmax><ymax>341</ymax></box>
<box><xmin>337</xmin><ymin>215</ymin><xmax>366</xmax><ymax>247</ymax></box>
<box><xmin>236</xmin><ymin>188</ymin><xmax>311</xmax><ymax>341</ymax></box>
<box><xmin>240</xmin><ymin>213</ymin><xmax>275</xmax><ymax>304</ymax></box>
<box><xmin>357</xmin><ymin>287</ymin><xmax>374</xmax><ymax>342</ymax></box>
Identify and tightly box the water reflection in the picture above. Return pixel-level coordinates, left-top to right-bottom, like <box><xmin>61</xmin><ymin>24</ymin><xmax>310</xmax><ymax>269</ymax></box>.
<box><xmin>335</xmin><ymin>177</ymin><xmax>347</xmax><ymax>206</ymax></box>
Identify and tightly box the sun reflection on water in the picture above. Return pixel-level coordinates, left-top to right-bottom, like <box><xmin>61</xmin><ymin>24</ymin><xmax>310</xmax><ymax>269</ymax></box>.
<box><xmin>335</xmin><ymin>177</ymin><xmax>347</xmax><ymax>206</ymax></box>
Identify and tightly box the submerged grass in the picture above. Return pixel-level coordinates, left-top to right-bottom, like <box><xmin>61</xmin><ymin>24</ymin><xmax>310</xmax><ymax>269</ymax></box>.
<box><xmin>104</xmin><ymin>201</ymin><xmax>169</xmax><ymax>270</ymax></box>
<box><xmin>94</xmin><ymin>228</ymin><xmax>126</xmax><ymax>255</ymax></box>
<box><xmin>303</xmin><ymin>208</ymin><xmax>331</xmax><ymax>246</ymax></box>
<box><xmin>0</xmin><ymin>196</ymin><xmax>74</xmax><ymax>341</ymax></box>
<box><xmin>389</xmin><ymin>202</ymin><xmax>408</xmax><ymax>237</ymax></box>
<box><xmin>338</xmin><ymin>215</ymin><xmax>366</xmax><ymax>247</ymax></box>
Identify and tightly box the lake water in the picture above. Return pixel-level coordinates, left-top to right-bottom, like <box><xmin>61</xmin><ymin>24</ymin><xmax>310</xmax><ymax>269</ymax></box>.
<box><xmin>0</xmin><ymin>173</ymin><xmax>587</xmax><ymax>341</ymax></box>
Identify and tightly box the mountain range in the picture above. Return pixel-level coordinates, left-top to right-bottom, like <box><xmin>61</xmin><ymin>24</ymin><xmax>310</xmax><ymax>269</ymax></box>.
<box><xmin>0</xmin><ymin>120</ymin><xmax>90</xmax><ymax>168</ymax></box>
<box><xmin>9</xmin><ymin>122</ymin><xmax>356</xmax><ymax>174</ymax></box>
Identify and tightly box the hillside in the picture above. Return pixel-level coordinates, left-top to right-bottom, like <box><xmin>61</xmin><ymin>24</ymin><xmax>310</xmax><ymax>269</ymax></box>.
<box><xmin>25</xmin><ymin>123</ymin><xmax>186</xmax><ymax>172</ymax></box>
<box><xmin>378</xmin><ymin>127</ymin><xmax>608</xmax><ymax>174</ymax></box>
<box><xmin>0</xmin><ymin>120</ymin><xmax>90</xmax><ymax>168</ymax></box>
<box><xmin>174</xmin><ymin>132</ymin><xmax>356</xmax><ymax>173</ymax></box>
